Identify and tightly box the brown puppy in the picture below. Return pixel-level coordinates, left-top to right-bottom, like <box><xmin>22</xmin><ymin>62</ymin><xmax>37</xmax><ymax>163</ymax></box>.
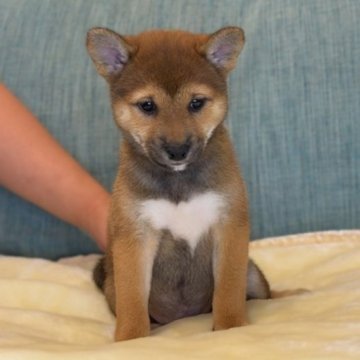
<box><xmin>87</xmin><ymin>27</ymin><xmax>270</xmax><ymax>341</ymax></box>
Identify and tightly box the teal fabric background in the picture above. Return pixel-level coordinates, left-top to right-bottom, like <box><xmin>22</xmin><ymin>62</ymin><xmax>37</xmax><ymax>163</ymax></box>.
<box><xmin>0</xmin><ymin>0</ymin><xmax>359</xmax><ymax>259</ymax></box>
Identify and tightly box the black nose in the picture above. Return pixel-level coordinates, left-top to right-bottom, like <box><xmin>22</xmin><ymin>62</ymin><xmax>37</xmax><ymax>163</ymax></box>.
<box><xmin>162</xmin><ymin>141</ymin><xmax>191</xmax><ymax>161</ymax></box>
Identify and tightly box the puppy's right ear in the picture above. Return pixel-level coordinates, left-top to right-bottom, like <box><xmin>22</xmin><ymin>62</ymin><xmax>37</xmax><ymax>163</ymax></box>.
<box><xmin>86</xmin><ymin>27</ymin><xmax>135</xmax><ymax>79</ymax></box>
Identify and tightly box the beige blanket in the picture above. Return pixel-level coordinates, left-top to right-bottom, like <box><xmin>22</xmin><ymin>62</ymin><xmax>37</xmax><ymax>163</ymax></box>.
<box><xmin>0</xmin><ymin>231</ymin><xmax>359</xmax><ymax>359</ymax></box>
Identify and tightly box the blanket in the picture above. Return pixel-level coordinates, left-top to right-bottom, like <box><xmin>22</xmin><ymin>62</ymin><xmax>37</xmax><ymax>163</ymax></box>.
<box><xmin>0</xmin><ymin>231</ymin><xmax>359</xmax><ymax>359</ymax></box>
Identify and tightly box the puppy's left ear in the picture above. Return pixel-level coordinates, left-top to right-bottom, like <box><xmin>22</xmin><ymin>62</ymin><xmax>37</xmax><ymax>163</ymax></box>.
<box><xmin>201</xmin><ymin>27</ymin><xmax>245</xmax><ymax>74</ymax></box>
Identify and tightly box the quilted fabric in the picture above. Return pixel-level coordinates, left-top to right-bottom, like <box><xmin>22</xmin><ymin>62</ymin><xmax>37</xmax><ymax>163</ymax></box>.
<box><xmin>0</xmin><ymin>231</ymin><xmax>359</xmax><ymax>359</ymax></box>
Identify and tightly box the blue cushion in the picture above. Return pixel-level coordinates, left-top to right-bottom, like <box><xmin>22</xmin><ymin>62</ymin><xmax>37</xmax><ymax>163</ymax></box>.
<box><xmin>0</xmin><ymin>0</ymin><xmax>359</xmax><ymax>259</ymax></box>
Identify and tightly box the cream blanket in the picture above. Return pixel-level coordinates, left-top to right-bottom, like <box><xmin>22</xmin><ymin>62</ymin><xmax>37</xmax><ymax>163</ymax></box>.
<box><xmin>0</xmin><ymin>231</ymin><xmax>359</xmax><ymax>359</ymax></box>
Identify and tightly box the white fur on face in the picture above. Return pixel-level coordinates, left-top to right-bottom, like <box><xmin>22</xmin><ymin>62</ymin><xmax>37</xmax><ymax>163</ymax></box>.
<box><xmin>139</xmin><ymin>192</ymin><xmax>225</xmax><ymax>252</ymax></box>
<box><xmin>203</xmin><ymin>99</ymin><xmax>226</xmax><ymax>144</ymax></box>
<box><xmin>172</xmin><ymin>163</ymin><xmax>187</xmax><ymax>172</ymax></box>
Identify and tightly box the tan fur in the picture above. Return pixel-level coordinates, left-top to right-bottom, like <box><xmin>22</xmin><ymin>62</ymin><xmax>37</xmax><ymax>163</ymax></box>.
<box><xmin>87</xmin><ymin>26</ymin><xmax>267</xmax><ymax>342</ymax></box>
<box><xmin>212</xmin><ymin>202</ymin><xmax>250</xmax><ymax>329</ymax></box>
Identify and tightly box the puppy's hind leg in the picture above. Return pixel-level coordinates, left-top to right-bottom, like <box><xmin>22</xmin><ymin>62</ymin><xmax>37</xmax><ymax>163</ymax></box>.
<box><xmin>93</xmin><ymin>256</ymin><xmax>117</xmax><ymax>314</ymax></box>
<box><xmin>246</xmin><ymin>259</ymin><xmax>271</xmax><ymax>300</ymax></box>
<box><xmin>93</xmin><ymin>257</ymin><xmax>106</xmax><ymax>291</ymax></box>
<box><xmin>246</xmin><ymin>260</ymin><xmax>309</xmax><ymax>300</ymax></box>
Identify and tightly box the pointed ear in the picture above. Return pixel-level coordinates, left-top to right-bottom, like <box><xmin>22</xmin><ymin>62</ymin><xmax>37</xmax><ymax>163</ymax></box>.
<box><xmin>201</xmin><ymin>27</ymin><xmax>245</xmax><ymax>73</ymax></box>
<box><xmin>86</xmin><ymin>27</ymin><xmax>135</xmax><ymax>79</ymax></box>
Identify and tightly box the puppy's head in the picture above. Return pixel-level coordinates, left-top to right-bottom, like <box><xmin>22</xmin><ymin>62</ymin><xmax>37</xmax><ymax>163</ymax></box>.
<box><xmin>87</xmin><ymin>27</ymin><xmax>244</xmax><ymax>172</ymax></box>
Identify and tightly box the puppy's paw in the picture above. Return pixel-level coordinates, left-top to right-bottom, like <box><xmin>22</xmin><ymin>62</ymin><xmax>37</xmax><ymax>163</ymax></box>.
<box><xmin>213</xmin><ymin>315</ymin><xmax>249</xmax><ymax>331</ymax></box>
<box><xmin>115</xmin><ymin>322</ymin><xmax>150</xmax><ymax>341</ymax></box>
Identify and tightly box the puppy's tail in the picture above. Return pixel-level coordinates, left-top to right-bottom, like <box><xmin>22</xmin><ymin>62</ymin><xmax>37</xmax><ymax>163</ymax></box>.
<box><xmin>271</xmin><ymin>288</ymin><xmax>310</xmax><ymax>298</ymax></box>
<box><xmin>93</xmin><ymin>257</ymin><xmax>106</xmax><ymax>291</ymax></box>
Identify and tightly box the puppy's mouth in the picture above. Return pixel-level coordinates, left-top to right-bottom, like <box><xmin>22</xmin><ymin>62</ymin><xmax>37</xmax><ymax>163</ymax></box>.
<box><xmin>170</xmin><ymin>162</ymin><xmax>189</xmax><ymax>172</ymax></box>
<box><xmin>149</xmin><ymin>155</ymin><xmax>193</xmax><ymax>173</ymax></box>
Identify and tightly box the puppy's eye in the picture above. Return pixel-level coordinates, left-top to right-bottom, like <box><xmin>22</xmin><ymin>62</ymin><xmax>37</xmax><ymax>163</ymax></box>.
<box><xmin>137</xmin><ymin>100</ymin><xmax>157</xmax><ymax>115</ymax></box>
<box><xmin>188</xmin><ymin>98</ymin><xmax>206</xmax><ymax>113</ymax></box>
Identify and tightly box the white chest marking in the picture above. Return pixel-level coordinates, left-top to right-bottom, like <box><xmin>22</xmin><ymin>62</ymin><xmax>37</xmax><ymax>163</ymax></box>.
<box><xmin>139</xmin><ymin>192</ymin><xmax>225</xmax><ymax>251</ymax></box>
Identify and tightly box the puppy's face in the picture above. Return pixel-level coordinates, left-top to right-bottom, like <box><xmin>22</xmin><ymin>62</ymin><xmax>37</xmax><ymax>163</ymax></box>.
<box><xmin>87</xmin><ymin>28</ymin><xmax>244</xmax><ymax>172</ymax></box>
<box><xmin>112</xmin><ymin>81</ymin><xmax>227</xmax><ymax>172</ymax></box>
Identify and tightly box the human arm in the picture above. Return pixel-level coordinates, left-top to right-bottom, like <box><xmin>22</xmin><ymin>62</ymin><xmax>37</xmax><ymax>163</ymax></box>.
<box><xmin>0</xmin><ymin>83</ymin><xmax>110</xmax><ymax>250</ymax></box>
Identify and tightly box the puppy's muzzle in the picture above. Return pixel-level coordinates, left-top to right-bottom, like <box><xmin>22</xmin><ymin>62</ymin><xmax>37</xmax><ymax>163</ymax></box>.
<box><xmin>148</xmin><ymin>137</ymin><xmax>201</xmax><ymax>171</ymax></box>
<box><xmin>162</xmin><ymin>141</ymin><xmax>192</xmax><ymax>162</ymax></box>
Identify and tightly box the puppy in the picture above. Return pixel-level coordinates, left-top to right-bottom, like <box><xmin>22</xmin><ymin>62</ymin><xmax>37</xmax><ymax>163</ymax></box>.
<box><xmin>86</xmin><ymin>26</ymin><xmax>270</xmax><ymax>341</ymax></box>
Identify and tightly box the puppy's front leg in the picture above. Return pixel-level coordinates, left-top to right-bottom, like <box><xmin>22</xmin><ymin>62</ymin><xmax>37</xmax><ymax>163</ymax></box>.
<box><xmin>112</xmin><ymin>234</ymin><xmax>157</xmax><ymax>341</ymax></box>
<box><xmin>212</xmin><ymin>209</ymin><xmax>249</xmax><ymax>331</ymax></box>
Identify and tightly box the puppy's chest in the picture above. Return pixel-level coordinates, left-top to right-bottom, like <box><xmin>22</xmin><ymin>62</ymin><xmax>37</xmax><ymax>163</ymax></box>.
<box><xmin>139</xmin><ymin>191</ymin><xmax>225</xmax><ymax>250</ymax></box>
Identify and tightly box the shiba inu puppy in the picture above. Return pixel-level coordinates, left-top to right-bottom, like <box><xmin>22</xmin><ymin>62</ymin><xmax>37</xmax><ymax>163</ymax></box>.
<box><xmin>87</xmin><ymin>26</ymin><xmax>270</xmax><ymax>341</ymax></box>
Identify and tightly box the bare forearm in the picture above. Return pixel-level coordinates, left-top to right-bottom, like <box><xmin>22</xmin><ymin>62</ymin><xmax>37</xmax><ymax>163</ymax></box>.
<box><xmin>0</xmin><ymin>84</ymin><xmax>110</xmax><ymax>250</ymax></box>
